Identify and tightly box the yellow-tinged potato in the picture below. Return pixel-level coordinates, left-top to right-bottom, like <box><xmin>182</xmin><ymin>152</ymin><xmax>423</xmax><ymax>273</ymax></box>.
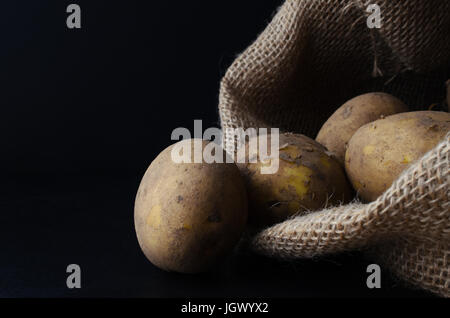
<box><xmin>237</xmin><ymin>133</ymin><xmax>353</xmax><ymax>226</ymax></box>
<box><xmin>134</xmin><ymin>139</ymin><xmax>248</xmax><ymax>273</ymax></box>
<box><xmin>316</xmin><ymin>92</ymin><xmax>408</xmax><ymax>164</ymax></box>
<box><xmin>345</xmin><ymin>111</ymin><xmax>450</xmax><ymax>202</ymax></box>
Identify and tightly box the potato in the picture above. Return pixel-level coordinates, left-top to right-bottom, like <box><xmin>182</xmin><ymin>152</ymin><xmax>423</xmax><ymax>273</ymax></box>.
<box><xmin>345</xmin><ymin>111</ymin><xmax>450</xmax><ymax>202</ymax></box>
<box><xmin>134</xmin><ymin>139</ymin><xmax>248</xmax><ymax>273</ymax></box>
<box><xmin>237</xmin><ymin>133</ymin><xmax>353</xmax><ymax>226</ymax></box>
<box><xmin>316</xmin><ymin>92</ymin><xmax>408</xmax><ymax>164</ymax></box>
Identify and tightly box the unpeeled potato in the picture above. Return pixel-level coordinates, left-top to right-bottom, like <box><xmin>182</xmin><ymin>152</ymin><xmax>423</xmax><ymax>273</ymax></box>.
<box><xmin>345</xmin><ymin>111</ymin><xmax>450</xmax><ymax>202</ymax></box>
<box><xmin>135</xmin><ymin>139</ymin><xmax>248</xmax><ymax>273</ymax></box>
<box><xmin>316</xmin><ymin>92</ymin><xmax>408</xmax><ymax>164</ymax></box>
<box><xmin>237</xmin><ymin>133</ymin><xmax>353</xmax><ymax>226</ymax></box>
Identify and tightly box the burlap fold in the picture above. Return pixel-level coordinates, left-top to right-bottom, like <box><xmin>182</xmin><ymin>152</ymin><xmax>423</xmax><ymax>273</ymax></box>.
<box><xmin>218</xmin><ymin>0</ymin><xmax>450</xmax><ymax>296</ymax></box>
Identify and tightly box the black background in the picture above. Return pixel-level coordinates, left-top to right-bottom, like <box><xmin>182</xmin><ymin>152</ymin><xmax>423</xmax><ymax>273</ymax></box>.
<box><xmin>0</xmin><ymin>1</ymin><xmax>433</xmax><ymax>297</ymax></box>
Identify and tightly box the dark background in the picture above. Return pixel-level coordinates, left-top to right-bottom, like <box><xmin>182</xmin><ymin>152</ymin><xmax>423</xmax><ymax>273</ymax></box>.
<box><xmin>0</xmin><ymin>1</ymin><xmax>433</xmax><ymax>297</ymax></box>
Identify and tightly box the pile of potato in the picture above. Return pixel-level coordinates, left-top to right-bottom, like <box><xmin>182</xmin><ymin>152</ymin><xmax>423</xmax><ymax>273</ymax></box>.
<box><xmin>317</xmin><ymin>93</ymin><xmax>450</xmax><ymax>201</ymax></box>
<box><xmin>135</xmin><ymin>92</ymin><xmax>450</xmax><ymax>273</ymax></box>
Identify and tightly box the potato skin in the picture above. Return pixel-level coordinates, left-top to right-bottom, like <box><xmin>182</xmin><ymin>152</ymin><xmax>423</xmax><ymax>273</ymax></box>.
<box><xmin>237</xmin><ymin>133</ymin><xmax>353</xmax><ymax>226</ymax></box>
<box><xmin>316</xmin><ymin>92</ymin><xmax>408</xmax><ymax>164</ymax></box>
<box><xmin>345</xmin><ymin>111</ymin><xmax>450</xmax><ymax>202</ymax></box>
<box><xmin>134</xmin><ymin>139</ymin><xmax>248</xmax><ymax>273</ymax></box>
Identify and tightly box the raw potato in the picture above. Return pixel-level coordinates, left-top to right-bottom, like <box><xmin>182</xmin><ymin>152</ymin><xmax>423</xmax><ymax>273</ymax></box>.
<box><xmin>345</xmin><ymin>111</ymin><xmax>450</xmax><ymax>202</ymax></box>
<box><xmin>135</xmin><ymin>139</ymin><xmax>248</xmax><ymax>273</ymax></box>
<box><xmin>237</xmin><ymin>133</ymin><xmax>353</xmax><ymax>226</ymax></box>
<box><xmin>316</xmin><ymin>92</ymin><xmax>408</xmax><ymax>164</ymax></box>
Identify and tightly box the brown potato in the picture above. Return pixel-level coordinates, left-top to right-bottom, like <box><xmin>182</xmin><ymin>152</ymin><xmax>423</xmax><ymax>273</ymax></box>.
<box><xmin>134</xmin><ymin>139</ymin><xmax>248</xmax><ymax>273</ymax></box>
<box><xmin>316</xmin><ymin>92</ymin><xmax>408</xmax><ymax>164</ymax></box>
<box><xmin>237</xmin><ymin>133</ymin><xmax>353</xmax><ymax>226</ymax></box>
<box><xmin>345</xmin><ymin>111</ymin><xmax>450</xmax><ymax>202</ymax></box>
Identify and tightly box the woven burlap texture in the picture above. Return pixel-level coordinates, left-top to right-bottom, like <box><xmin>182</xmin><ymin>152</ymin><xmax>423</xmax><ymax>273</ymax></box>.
<box><xmin>218</xmin><ymin>0</ymin><xmax>450</xmax><ymax>296</ymax></box>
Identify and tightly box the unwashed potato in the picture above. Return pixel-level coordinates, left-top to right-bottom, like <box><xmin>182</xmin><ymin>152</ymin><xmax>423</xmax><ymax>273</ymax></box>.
<box><xmin>316</xmin><ymin>92</ymin><xmax>408</xmax><ymax>164</ymax></box>
<box><xmin>135</xmin><ymin>139</ymin><xmax>248</xmax><ymax>273</ymax></box>
<box><xmin>237</xmin><ymin>133</ymin><xmax>353</xmax><ymax>226</ymax></box>
<box><xmin>345</xmin><ymin>111</ymin><xmax>450</xmax><ymax>202</ymax></box>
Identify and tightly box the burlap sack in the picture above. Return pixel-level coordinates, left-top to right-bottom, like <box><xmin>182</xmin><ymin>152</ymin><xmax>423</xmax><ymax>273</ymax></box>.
<box><xmin>218</xmin><ymin>0</ymin><xmax>450</xmax><ymax>296</ymax></box>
